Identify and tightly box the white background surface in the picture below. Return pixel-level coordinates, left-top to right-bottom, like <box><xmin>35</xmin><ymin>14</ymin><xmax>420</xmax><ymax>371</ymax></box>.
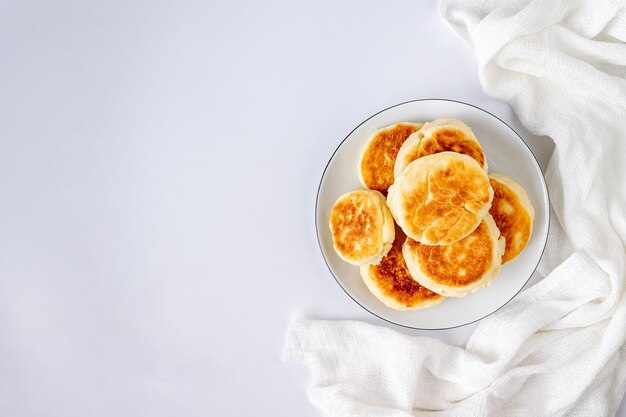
<box><xmin>0</xmin><ymin>1</ymin><xmax>621</xmax><ymax>416</ymax></box>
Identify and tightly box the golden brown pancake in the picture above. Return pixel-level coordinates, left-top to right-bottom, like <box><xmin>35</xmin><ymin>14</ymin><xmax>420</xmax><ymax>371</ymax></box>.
<box><xmin>387</xmin><ymin>152</ymin><xmax>494</xmax><ymax>245</ymax></box>
<box><xmin>329</xmin><ymin>189</ymin><xmax>395</xmax><ymax>266</ymax></box>
<box><xmin>394</xmin><ymin>119</ymin><xmax>487</xmax><ymax>177</ymax></box>
<box><xmin>358</xmin><ymin>122</ymin><xmax>423</xmax><ymax>194</ymax></box>
<box><xmin>360</xmin><ymin>230</ymin><xmax>444</xmax><ymax>310</ymax></box>
<box><xmin>403</xmin><ymin>214</ymin><xmax>505</xmax><ymax>297</ymax></box>
<box><xmin>489</xmin><ymin>173</ymin><xmax>535</xmax><ymax>264</ymax></box>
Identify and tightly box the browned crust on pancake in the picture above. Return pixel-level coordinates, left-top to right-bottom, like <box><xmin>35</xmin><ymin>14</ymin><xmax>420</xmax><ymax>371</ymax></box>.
<box><xmin>329</xmin><ymin>190</ymin><xmax>386</xmax><ymax>263</ymax></box>
<box><xmin>389</xmin><ymin>152</ymin><xmax>492</xmax><ymax>245</ymax></box>
<box><xmin>402</xmin><ymin>147</ymin><xmax>421</xmax><ymax>170</ymax></box>
<box><xmin>366</xmin><ymin>233</ymin><xmax>442</xmax><ymax>306</ymax></box>
<box><xmin>360</xmin><ymin>124</ymin><xmax>421</xmax><ymax>193</ymax></box>
<box><xmin>418</xmin><ymin>128</ymin><xmax>486</xmax><ymax>168</ymax></box>
<box><xmin>405</xmin><ymin>220</ymin><xmax>494</xmax><ymax>287</ymax></box>
<box><xmin>489</xmin><ymin>178</ymin><xmax>532</xmax><ymax>264</ymax></box>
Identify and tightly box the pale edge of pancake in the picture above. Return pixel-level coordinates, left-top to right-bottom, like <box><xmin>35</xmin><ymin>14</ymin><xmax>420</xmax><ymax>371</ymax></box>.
<box><xmin>359</xmin><ymin>265</ymin><xmax>445</xmax><ymax>310</ymax></box>
<box><xmin>367</xmin><ymin>190</ymin><xmax>395</xmax><ymax>265</ymax></box>
<box><xmin>422</xmin><ymin>118</ymin><xmax>470</xmax><ymax>130</ymax></box>
<box><xmin>387</xmin><ymin>152</ymin><xmax>494</xmax><ymax>245</ymax></box>
<box><xmin>329</xmin><ymin>190</ymin><xmax>395</xmax><ymax>266</ymax></box>
<box><xmin>402</xmin><ymin>214</ymin><xmax>506</xmax><ymax>298</ymax></box>
<box><xmin>358</xmin><ymin>122</ymin><xmax>424</xmax><ymax>189</ymax></box>
<box><xmin>489</xmin><ymin>173</ymin><xmax>535</xmax><ymax>263</ymax></box>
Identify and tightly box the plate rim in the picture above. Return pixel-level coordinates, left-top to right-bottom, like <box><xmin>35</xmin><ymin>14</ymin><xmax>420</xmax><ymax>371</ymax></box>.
<box><xmin>315</xmin><ymin>98</ymin><xmax>551</xmax><ymax>330</ymax></box>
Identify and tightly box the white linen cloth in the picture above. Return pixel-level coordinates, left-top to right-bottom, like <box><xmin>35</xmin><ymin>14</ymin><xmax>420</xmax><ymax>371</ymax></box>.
<box><xmin>283</xmin><ymin>0</ymin><xmax>626</xmax><ymax>415</ymax></box>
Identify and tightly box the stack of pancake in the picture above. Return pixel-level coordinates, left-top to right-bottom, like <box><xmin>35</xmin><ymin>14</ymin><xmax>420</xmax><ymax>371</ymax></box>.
<box><xmin>329</xmin><ymin>119</ymin><xmax>535</xmax><ymax>310</ymax></box>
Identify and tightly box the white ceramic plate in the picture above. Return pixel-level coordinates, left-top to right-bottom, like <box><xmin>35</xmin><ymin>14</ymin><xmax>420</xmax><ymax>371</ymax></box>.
<box><xmin>316</xmin><ymin>99</ymin><xmax>549</xmax><ymax>329</ymax></box>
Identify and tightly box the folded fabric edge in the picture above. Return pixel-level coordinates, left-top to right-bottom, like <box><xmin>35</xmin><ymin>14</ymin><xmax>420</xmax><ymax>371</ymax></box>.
<box><xmin>281</xmin><ymin>318</ymin><xmax>313</xmax><ymax>363</ymax></box>
<box><xmin>439</xmin><ymin>1</ymin><xmax>474</xmax><ymax>43</ymax></box>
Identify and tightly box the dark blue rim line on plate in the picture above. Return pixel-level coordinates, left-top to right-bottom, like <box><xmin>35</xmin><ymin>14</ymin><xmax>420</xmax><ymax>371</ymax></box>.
<box><xmin>314</xmin><ymin>98</ymin><xmax>551</xmax><ymax>331</ymax></box>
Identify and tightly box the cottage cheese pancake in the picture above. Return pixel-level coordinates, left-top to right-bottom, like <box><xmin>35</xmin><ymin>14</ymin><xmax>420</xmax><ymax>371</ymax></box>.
<box><xmin>360</xmin><ymin>229</ymin><xmax>444</xmax><ymax>310</ymax></box>
<box><xmin>358</xmin><ymin>122</ymin><xmax>423</xmax><ymax>194</ymax></box>
<box><xmin>387</xmin><ymin>152</ymin><xmax>494</xmax><ymax>245</ymax></box>
<box><xmin>403</xmin><ymin>214</ymin><xmax>505</xmax><ymax>297</ymax></box>
<box><xmin>394</xmin><ymin>119</ymin><xmax>487</xmax><ymax>177</ymax></box>
<box><xmin>329</xmin><ymin>189</ymin><xmax>395</xmax><ymax>266</ymax></box>
<box><xmin>489</xmin><ymin>173</ymin><xmax>535</xmax><ymax>264</ymax></box>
